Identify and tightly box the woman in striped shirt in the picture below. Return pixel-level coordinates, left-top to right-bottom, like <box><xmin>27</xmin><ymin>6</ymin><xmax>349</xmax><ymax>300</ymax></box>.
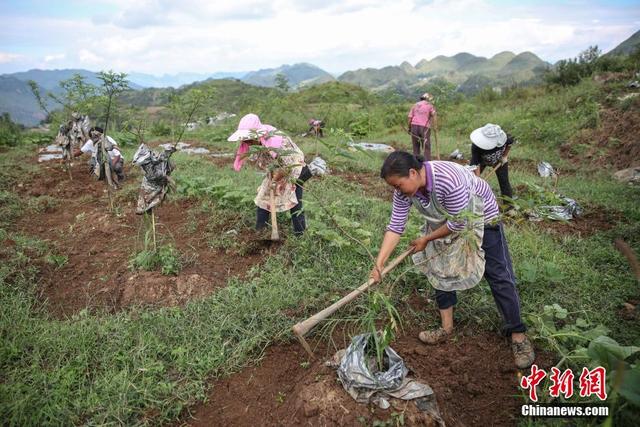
<box><xmin>370</xmin><ymin>151</ymin><xmax>535</xmax><ymax>369</ymax></box>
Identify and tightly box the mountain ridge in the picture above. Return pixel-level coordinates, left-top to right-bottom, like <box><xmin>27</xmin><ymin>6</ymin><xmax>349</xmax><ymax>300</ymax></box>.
<box><xmin>3</xmin><ymin>29</ymin><xmax>639</xmax><ymax>126</ymax></box>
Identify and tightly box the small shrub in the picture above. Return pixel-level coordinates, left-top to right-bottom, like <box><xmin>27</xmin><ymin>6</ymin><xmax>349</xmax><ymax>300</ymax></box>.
<box><xmin>45</xmin><ymin>254</ymin><xmax>68</xmax><ymax>269</ymax></box>
<box><xmin>150</xmin><ymin>120</ymin><xmax>172</xmax><ymax>137</ymax></box>
<box><xmin>0</xmin><ymin>113</ymin><xmax>24</xmax><ymax>146</ymax></box>
<box><xmin>129</xmin><ymin>244</ymin><xmax>182</xmax><ymax>275</ymax></box>
<box><xmin>349</xmin><ymin>112</ymin><xmax>372</xmax><ymax>138</ymax></box>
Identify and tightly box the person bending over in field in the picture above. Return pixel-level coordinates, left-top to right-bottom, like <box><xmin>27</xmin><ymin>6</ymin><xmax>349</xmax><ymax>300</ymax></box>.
<box><xmin>370</xmin><ymin>151</ymin><xmax>535</xmax><ymax>369</ymax></box>
<box><xmin>228</xmin><ymin>114</ymin><xmax>312</xmax><ymax>236</ymax></box>
<box><xmin>469</xmin><ymin>123</ymin><xmax>515</xmax><ymax>202</ymax></box>
<box><xmin>73</xmin><ymin>126</ymin><xmax>125</xmax><ymax>182</ymax></box>
<box><xmin>306</xmin><ymin>118</ymin><xmax>325</xmax><ymax>137</ymax></box>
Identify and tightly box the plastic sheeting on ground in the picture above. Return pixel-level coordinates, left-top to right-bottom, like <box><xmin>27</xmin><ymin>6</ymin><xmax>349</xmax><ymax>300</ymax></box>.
<box><xmin>528</xmin><ymin>196</ymin><xmax>583</xmax><ymax>222</ymax></box>
<box><xmin>349</xmin><ymin>142</ymin><xmax>395</xmax><ymax>153</ymax></box>
<box><xmin>449</xmin><ymin>149</ymin><xmax>464</xmax><ymax>160</ymax></box>
<box><xmin>331</xmin><ymin>334</ymin><xmax>434</xmax><ymax>409</ymax></box>
<box><xmin>532</xmin><ymin>161</ymin><xmax>582</xmax><ymax>221</ymax></box>
<box><xmin>38</xmin><ymin>144</ymin><xmax>64</xmax><ymax>162</ymax></box>
<box><xmin>159</xmin><ymin>142</ymin><xmax>211</xmax><ymax>155</ymax></box>
<box><xmin>537</xmin><ymin>161</ymin><xmax>556</xmax><ymax>177</ymax></box>
<box><xmin>133</xmin><ymin>144</ymin><xmax>176</xmax><ymax>214</ymax></box>
<box><xmin>308</xmin><ymin>156</ymin><xmax>329</xmax><ymax>176</ymax></box>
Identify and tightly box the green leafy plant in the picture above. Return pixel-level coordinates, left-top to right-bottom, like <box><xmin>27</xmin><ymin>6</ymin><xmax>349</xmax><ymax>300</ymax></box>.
<box><xmin>518</xmin><ymin>260</ymin><xmax>565</xmax><ymax>285</ymax></box>
<box><xmin>527</xmin><ymin>304</ymin><xmax>639</xmax><ymax>423</ymax></box>
<box><xmin>0</xmin><ymin>113</ymin><xmax>24</xmax><ymax>146</ymax></box>
<box><xmin>305</xmin><ymin>198</ymin><xmax>373</xmax><ymax>249</ymax></box>
<box><xmin>130</xmin><ymin>243</ymin><xmax>182</xmax><ymax>276</ymax></box>
<box><xmin>178</xmin><ymin>176</ymin><xmax>254</xmax><ymax>209</ymax></box>
<box><xmin>130</xmin><ymin>221</ymin><xmax>182</xmax><ymax>276</ymax></box>
<box><xmin>167</xmin><ymin>87</ymin><xmax>215</xmax><ymax>142</ymax></box>
<box><xmin>503</xmin><ymin>182</ymin><xmax>578</xmax><ymax>221</ymax></box>
<box><xmin>361</xmin><ymin>291</ymin><xmax>402</xmax><ymax>371</ymax></box>
<box><xmin>45</xmin><ymin>254</ymin><xmax>68</xmax><ymax>269</ymax></box>
<box><xmin>47</xmin><ymin>73</ymin><xmax>101</xmax><ymax>116</ymax></box>
<box><xmin>274</xmin><ymin>73</ymin><xmax>290</xmax><ymax>92</ymax></box>
<box><xmin>349</xmin><ymin>112</ymin><xmax>372</xmax><ymax>138</ymax></box>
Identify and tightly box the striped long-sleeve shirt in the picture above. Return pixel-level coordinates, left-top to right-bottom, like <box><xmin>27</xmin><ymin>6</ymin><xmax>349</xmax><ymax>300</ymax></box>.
<box><xmin>387</xmin><ymin>161</ymin><xmax>500</xmax><ymax>234</ymax></box>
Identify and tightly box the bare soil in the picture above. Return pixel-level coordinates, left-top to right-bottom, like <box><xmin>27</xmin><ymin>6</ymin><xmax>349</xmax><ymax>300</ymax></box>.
<box><xmin>531</xmin><ymin>205</ymin><xmax>625</xmax><ymax>237</ymax></box>
<box><xmin>182</xmin><ymin>325</ymin><xmax>554</xmax><ymax>427</ymax></box>
<box><xmin>561</xmin><ymin>103</ymin><xmax>640</xmax><ymax>170</ymax></box>
<box><xmin>334</xmin><ymin>169</ymin><xmax>395</xmax><ymax>201</ymax></box>
<box><xmin>15</xmin><ymin>160</ymin><xmax>277</xmax><ymax>317</ymax></box>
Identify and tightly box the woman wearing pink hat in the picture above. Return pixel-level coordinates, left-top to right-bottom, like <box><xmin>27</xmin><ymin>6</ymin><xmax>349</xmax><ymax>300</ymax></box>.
<box><xmin>228</xmin><ymin>114</ymin><xmax>311</xmax><ymax>235</ymax></box>
<box><xmin>407</xmin><ymin>93</ymin><xmax>437</xmax><ymax>160</ymax></box>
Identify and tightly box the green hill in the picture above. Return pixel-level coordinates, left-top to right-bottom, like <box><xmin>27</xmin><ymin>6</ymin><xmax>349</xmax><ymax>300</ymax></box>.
<box><xmin>338</xmin><ymin>66</ymin><xmax>411</xmax><ymax>88</ymax></box>
<box><xmin>8</xmin><ymin>68</ymin><xmax>143</xmax><ymax>91</ymax></box>
<box><xmin>498</xmin><ymin>52</ymin><xmax>548</xmax><ymax>75</ymax></box>
<box><xmin>0</xmin><ymin>76</ymin><xmax>50</xmax><ymax>126</ymax></box>
<box><xmin>337</xmin><ymin>51</ymin><xmax>550</xmax><ymax>93</ymax></box>
<box><xmin>0</xmin><ymin>69</ymin><xmax>143</xmax><ymax>126</ymax></box>
<box><xmin>288</xmin><ymin>81</ymin><xmax>377</xmax><ymax>105</ymax></box>
<box><xmin>242</xmin><ymin>63</ymin><xmax>335</xmax><ymax>88</ymax></box>
<box><xmin>459</xmin><ymin>51</ymin><xmax>516</xmax><ymax>73</ymax></box>
<box><xmin>416</xmin><ymin>55</ymin><xmax>460</xmax><ymax>74</ymax></box>
<box><xmin>487</xmin><ymin>51</ymin><xmax>517</xmax><ymax>69</ymax></box>
<box><xmin>605</xmin><ymin>29</ymin><xmax>640</xmax><ymax>56</ymax></box>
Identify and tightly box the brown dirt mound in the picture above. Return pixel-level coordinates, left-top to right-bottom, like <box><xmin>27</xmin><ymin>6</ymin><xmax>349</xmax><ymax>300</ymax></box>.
<box><xmin>561</xmin><ymin>105</ymin><xmax>640</xmax><ymax>170</ymax></box>
<box><xmin>15</xmin><ymin>161</ymin><xmax>277</xmax><ymax>317</ymax></box>
<box><xmin>530</xmin><ymin>205</ymin><xmax>625</xmax><ymax>237</ymax></box>
<box><xmin>181</xmin><ymin>327</ymin><xmax>553</xmax><ymax>427</ymax></box>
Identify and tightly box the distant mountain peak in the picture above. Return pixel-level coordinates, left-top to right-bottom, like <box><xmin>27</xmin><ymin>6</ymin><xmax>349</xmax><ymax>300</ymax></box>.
<box><xmin>491</xmin><ymin>51</ymin><xmax>516</xmax><ymax>59</ymax></box>
<box><xmin>242</xmin><ymin>63</ymin><xmax>334</xmax><ymax>88</ymax></box>
<box><xmin>338</xmin><ymin>50</ymin><xmax>550</xmax><ymax>94</ymax></box>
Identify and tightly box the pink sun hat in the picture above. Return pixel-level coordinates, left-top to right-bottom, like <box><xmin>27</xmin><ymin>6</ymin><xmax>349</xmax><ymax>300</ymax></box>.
<box><xmin>229</xmin><ymin>113</ymin><xmax>284</xmax><ymax>171</ymax></box>
<box><xmin>227</xmin><ymin>113</ymin><xmax>263</xmax><ymax>142</ymax></box>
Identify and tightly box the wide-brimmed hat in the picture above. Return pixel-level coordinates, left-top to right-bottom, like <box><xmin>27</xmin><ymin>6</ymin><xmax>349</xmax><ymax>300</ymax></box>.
<box><xmin>227</xmin><ymin>113</ymin><xmax>262</xmax><ymax>142</ymax></box>
<box><xmin>470</xmin><ymin>123</ymin><xmax>507</xmax><ymax>150</ymax></box>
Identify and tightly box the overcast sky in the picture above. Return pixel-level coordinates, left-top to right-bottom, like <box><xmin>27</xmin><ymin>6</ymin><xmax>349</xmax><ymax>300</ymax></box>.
<box><xmin>1</xmin><ymin>0</ymin><xmax>638</xmax><ymax>75</ymax></box>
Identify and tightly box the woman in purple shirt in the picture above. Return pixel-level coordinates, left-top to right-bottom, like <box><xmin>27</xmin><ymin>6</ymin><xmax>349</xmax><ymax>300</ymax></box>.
<box><xmin>370</xmin><ymin>151</ymin><xmax>535</xmax><ymax>369</ymax></box>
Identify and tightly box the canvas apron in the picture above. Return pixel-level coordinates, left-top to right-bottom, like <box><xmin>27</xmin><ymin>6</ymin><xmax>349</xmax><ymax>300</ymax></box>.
<box><xmin>410</xmin><ymin>166</ymin><xmax>486</xmax><ymax>291</ymax></box>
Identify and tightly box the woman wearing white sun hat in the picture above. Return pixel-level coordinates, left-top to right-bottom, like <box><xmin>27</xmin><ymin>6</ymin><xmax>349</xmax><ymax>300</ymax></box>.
<box><xmin>469</xmin><ymin>123</ymin><xmax>515</xmax><ymax>201</ymax></box>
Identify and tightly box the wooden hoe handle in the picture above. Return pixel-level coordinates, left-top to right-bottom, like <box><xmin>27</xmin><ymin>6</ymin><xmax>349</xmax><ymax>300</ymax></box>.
<box><xmin>292</xmin><ymin>248</ymin><xmax>414</xmax><ymax>357</ymax></box>
<box><xmin>269</xmin><ymin>182</ymin><xmax>279</xmax><ymax>241</ymax></box>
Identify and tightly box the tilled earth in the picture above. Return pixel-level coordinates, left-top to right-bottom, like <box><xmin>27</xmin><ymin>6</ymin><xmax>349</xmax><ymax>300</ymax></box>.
<box><xmin>14</xmin><ymin>159</ymin><xmax>278</xmax><ymax>317</ymax></box>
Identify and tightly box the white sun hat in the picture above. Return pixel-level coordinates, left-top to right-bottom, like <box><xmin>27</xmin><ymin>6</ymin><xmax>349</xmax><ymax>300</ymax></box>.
<box><xmin>470</xmin><ymin>123</ymin><xmax>507</xmax><ymax>150</ymax></box>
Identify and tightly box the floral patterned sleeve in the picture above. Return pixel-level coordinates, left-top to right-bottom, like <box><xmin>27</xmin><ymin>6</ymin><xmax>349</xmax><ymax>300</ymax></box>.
<box><xmin>278</xmin><ymin>137</ymin><xmax>305</xmax><ymax>180</ymax></box>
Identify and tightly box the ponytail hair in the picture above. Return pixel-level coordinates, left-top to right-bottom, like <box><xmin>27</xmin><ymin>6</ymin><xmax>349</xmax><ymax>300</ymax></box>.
<box><xmin>380</xmin><ymin>151</ymin><xmax>425</xmax><ymax>179</ymax></box>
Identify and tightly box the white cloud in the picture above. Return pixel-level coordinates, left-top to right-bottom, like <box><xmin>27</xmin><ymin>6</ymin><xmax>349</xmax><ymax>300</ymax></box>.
<box><xmin>78</xmin><ymin>49</ymin><xmax>103</xmax><ymax>64</ymax></box>
<box><xmin>44</xmin><ymin>53</ymin><xmax>66</xmax><ymax>62</ymax></box>
<box><xmin>0</xmin><ymin>52</ymin><xmax>21</xmax><ymax>63</ymax></box>
<box><xmin>0</xmin><ymin>0</ymin><xmax>638</xmax><ymax>74</ymax></box>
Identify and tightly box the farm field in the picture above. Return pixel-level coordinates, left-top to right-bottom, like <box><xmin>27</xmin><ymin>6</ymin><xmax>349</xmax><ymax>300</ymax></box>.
<box><xmin>1</xmin><ymin>74</ymin><xmax>639</xmax><ymax>427</ymax></box>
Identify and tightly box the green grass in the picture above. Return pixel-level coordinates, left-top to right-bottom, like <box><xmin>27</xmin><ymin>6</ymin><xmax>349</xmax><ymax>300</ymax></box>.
<box><xmin>1</xmin><ymin>77</ymin><xmax>639</xmax><ymax>425</ymax></box>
